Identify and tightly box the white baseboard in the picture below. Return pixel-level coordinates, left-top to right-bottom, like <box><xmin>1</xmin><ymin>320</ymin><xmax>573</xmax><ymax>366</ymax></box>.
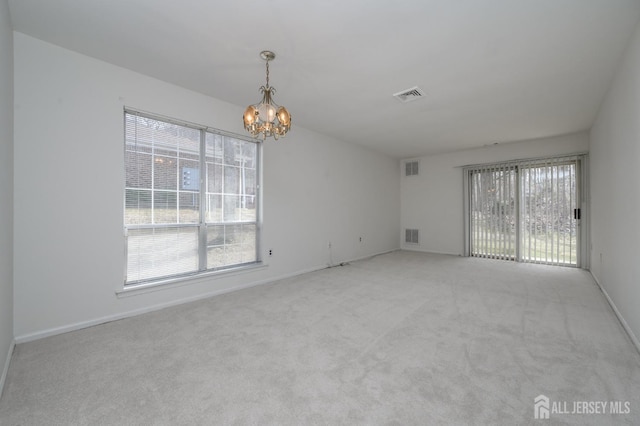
<box><xmin>0</xmin><ymin>339</ymin><xmax>15</xmax><ymax>400</ymax></box>
<box><xmin>15</xmin><ymin>267</ymin><xmax>320</xmax><ymax>344</ymax></box>
<box><xmin>400</xmin><ymin>247</ymin><xmax>461</xmax><ymax>257</ymax></box>
<box><xmin>15</xmin><ymin>249</ymin><xmax>397</xmax><ymax>344</ymax></box>
<box><xmin>331</xmin><ymin>248</ymin><xmax>399</xmax><ymax>266</ymax></box>
<box><xmin>591</xmin><ymin>273</ymin><xmax>640</xmax><ymax>355</ymax></box>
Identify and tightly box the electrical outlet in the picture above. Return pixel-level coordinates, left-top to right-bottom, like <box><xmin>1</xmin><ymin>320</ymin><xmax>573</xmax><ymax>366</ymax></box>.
<box><xmin>328</xmin><ymin>242</ymin><xmax>332</xmax><ymax>249</ymax></box>
<box><xmin>359</xmin><ymin>237</ymin><xmax>362</xmax><ymax>242</ymax></box>
<box><xmin>269</xmin><ymin>249</ymin><xmax>273</xmax><ymax>256</ymax></box>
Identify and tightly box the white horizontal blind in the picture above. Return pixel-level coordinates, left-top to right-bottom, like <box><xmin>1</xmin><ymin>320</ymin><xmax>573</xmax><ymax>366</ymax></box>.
<box><xmin>124</xmin><ymin>110</ymin><xmax>259</xmax><ymax>285</ymax></box>
<box><xmin>204</xmin><ymin>133</ymin><xmax>258</xmax><ymax>269</ymax></box>
<box><xmin>469</xmin><ymin>164</ymin><xmax>517</xmax><ymax>260</ymax></box>
<box><xmin>125</xmin><ymin>113</ymin><xmax>201</xmax><ymax>282</ymax></box>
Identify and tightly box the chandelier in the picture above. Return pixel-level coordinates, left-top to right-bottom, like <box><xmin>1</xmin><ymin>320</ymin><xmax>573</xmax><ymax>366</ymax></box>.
<box><xmin>243</xmin><ymin>51</ymin><xmax>291</xmax><ymax>140</ymax></box>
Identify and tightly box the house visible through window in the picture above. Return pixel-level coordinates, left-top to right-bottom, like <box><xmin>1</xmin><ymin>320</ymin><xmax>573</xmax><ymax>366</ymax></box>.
<box><xmin>124</xmin><ymin>110</ymin><xmax>260</xmax><ymax>286</ymax></box>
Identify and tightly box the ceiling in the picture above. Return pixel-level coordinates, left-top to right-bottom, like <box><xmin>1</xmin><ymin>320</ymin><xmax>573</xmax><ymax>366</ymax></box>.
<box><xmin>7</xmin><ymin>0</ymin><xmax>640</xmax><ymax>158</ymax></box>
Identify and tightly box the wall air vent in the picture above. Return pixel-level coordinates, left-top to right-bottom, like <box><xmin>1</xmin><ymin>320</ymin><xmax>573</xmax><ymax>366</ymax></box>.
<box><xmin>405</xmin><ymin>161</ymin><xmax>419</xmax><ymax>176</ymax></box>
<box><xmin>405</xmin><ymin>229</ymin><xmax>419</xmax><ymax>245</ymax></box>
<box><xmin>393</xmin><ymin>86</ymin><xmax>426</xmax><ymax>103</ymax></box>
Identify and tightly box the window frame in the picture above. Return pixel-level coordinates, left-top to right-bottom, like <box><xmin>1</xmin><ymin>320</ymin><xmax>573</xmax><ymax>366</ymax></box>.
<box><xmin>123</xmin><ymin>108</ymin><xmax>262</xmax><ymax>289</ymax></box>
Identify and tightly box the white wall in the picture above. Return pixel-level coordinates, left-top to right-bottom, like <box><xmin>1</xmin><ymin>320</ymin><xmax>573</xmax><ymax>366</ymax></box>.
<box><xmin>401</xmin><ymin>132</ymin><xmax>588</xmax><ymax>256</ymax></box>
<box><xmin>590</xmin><ymin>21</ymin><xmax>640</xmax><ymax>348</ymax></box>
<box><xmin>0</xmin><ymin>0</ymin><xmax>14</xmax><ymax>394</ymax></box>
<box><xmin>13</xmin><ymin>33</ymin><xmax>400</xmax><ymax>340</ymax></box>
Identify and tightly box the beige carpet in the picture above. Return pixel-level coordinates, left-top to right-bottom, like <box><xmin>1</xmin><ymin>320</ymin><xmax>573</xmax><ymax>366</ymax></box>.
<box><xmin>1</xmin><ymin>251</ymin><xmax>639</xmax><ymax>425</ymax></box>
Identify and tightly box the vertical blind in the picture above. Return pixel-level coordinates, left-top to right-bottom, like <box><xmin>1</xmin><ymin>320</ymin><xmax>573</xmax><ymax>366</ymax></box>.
<box><xmin>467</xmin><ymin>155</ymin><xmax>580</xmax><ymax>266</ymax></box>
<box><xmin>519</xmin><ymin>158</ymin><xmax>578</xmax><ymax>265</ymax></box>
<box><xmin>469</xmin><ymin>163</ymin><xmax>517</xmax><ymax>260</ymax></box>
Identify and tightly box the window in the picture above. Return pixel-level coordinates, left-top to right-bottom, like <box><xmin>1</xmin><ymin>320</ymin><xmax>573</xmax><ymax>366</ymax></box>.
<box><xmin>124</xmin><ymin>110</ymin><xmax>260</xmax><ymax>286</ymax></box>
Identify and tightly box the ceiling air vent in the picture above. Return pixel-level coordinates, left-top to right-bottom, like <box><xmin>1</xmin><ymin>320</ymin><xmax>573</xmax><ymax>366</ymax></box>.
<box><xmin>393</xmin><ymin>86</ymin><xmax>426</xmax><ymax>103</ymax></box>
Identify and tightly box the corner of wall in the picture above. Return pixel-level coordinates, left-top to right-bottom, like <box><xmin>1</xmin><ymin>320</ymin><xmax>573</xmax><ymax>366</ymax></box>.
<box><xmin>590</xmin><ymin>272</ymin><xmax>640</xmax><ymax>355</ymax></box>
<box><xmin>588</xmin><ymin>16</ymin><xmax>640</xmax><ymax>356</ymax></box>
<box><xmin>0</xmin><ymin>0</ymin><xmax>15</xmax><ymax>400</ymax></box>
<box><xmin>0</xmin><ymin>340</ymin><xmax>15</xmax><ymax>399</ymax></box>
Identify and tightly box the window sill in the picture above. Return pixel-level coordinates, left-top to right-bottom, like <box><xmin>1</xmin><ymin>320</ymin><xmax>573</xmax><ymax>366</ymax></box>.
<box><xmin>116</xmin><ymin>262</ymin><xmax>267</xmax><ymax>298</ymax></box>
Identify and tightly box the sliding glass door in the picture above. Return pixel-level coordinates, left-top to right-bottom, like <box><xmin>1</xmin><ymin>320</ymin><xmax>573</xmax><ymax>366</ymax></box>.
<box><xmin>466</xmin><ymin>155</ymin><xmax>583</xmax><ymax>267</ymax></box>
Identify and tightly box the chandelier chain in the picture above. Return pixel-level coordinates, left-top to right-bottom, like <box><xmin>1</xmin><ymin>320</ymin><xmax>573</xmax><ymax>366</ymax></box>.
<box><xmin>265</xmin><ymin>60</ymin><xmax>270</xmax><ymax>87</ymax></box>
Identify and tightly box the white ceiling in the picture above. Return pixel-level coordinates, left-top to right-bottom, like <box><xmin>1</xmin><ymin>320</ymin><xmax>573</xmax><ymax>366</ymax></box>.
<box><xmin>8</xmin><ymin>0</ymin><xmax>640</xmax><ymax>158</ymax></box>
